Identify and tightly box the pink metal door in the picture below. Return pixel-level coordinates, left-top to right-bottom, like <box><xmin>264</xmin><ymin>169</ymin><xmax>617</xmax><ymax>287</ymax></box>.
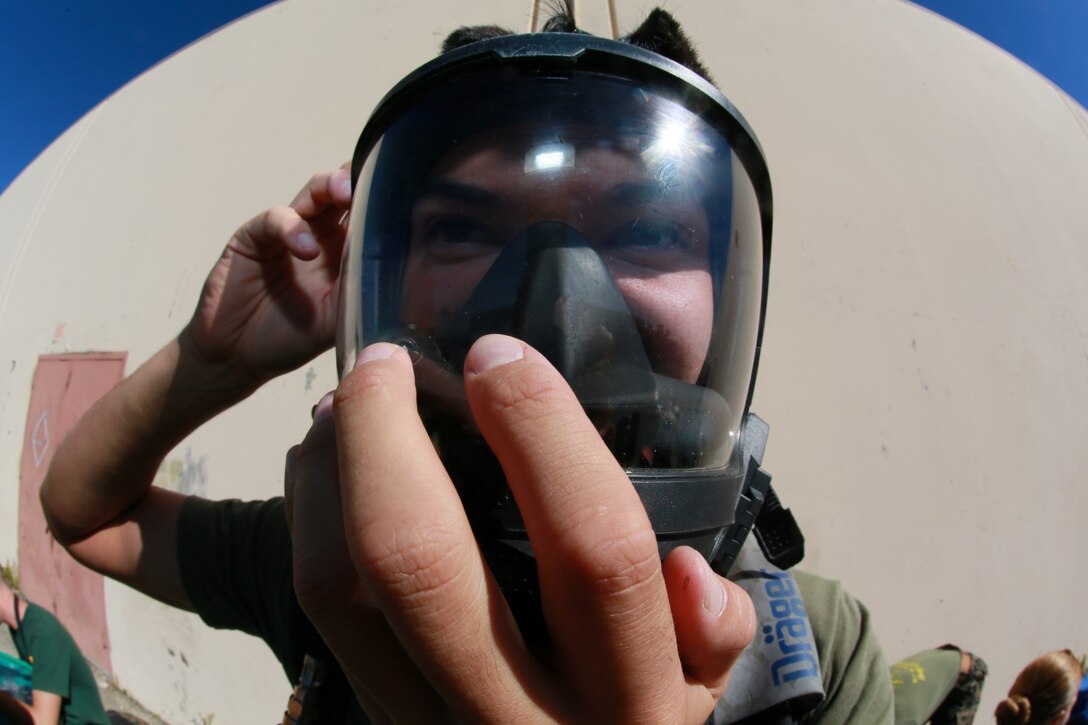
<box><xmin>18</xmin><ymin>353</ymin><xmax>126</xmax><ymax>675</ymax></box>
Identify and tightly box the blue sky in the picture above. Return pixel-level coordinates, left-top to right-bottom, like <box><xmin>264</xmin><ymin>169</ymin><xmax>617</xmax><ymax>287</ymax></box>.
<box><xmin>2</xmin><ymin>1</ymin><xmax>1086</xmax><ymax>194</ymax></box>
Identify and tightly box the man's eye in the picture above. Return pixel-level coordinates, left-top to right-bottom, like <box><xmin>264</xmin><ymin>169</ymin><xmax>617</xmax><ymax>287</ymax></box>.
<box><xmin>604</xmin><ymin>219</ymin><xmax>690</xmax><ymax>250</ymax></box>
<box><xmin>423</xmin><ymin>216</ymin><xmax>495</xmax><ymax>247</ymax></box>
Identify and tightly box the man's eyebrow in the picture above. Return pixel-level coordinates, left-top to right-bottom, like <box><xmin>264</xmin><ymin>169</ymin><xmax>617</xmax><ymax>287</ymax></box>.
<box><xmin>417</xmin><ymin>179</ymin><xmax>503</xmax><ymax>206</ymax></box>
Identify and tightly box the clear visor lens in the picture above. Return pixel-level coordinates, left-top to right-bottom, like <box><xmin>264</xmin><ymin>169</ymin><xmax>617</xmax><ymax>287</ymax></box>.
<box><xmin>340</xmin><ymin>72</ymin><xmax>764</xmax><ymax>469</ymax></box>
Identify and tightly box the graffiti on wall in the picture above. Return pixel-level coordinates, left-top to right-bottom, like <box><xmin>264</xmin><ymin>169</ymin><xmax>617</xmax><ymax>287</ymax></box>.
<box><xmin>31</xmin><ymin>411</ymin><xmax>50</xmax><ymax>467</ymax></box>
<box><xmin>156</xmin><ymin>448</ymin><xmax>208</xmax><ymax>497</ymax></box>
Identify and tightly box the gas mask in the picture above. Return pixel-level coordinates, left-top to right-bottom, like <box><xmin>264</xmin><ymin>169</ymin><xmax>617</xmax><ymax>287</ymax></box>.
<box><xmin>338</xmin><ymin>32</ymin><xmax>796</xmax><ymax>641</ymax></box>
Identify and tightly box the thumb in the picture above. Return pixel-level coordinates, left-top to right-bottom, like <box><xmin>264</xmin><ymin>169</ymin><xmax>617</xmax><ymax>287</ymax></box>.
<box><xmin>662</xmin><ymin>546</ymin><xmax>756</xmax><ymax>695</ymax></box>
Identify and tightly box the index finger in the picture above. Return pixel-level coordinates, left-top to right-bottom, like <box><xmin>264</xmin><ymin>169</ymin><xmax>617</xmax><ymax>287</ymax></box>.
<box><xmin>463</xmin><ymin>335</ymin><xmax>687</xmax><ymax>721</ymax></box>
<box><xmin>332</xmin><ymin>342</ymin><xmax>544</xmax><ymax>721</ymax></box>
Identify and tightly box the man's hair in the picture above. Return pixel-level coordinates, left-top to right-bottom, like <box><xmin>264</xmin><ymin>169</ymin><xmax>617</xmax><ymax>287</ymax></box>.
<box><xmin>442</xmin><ymin>6</ymin><xmax>714</xmax><ymax>84</ymax></box>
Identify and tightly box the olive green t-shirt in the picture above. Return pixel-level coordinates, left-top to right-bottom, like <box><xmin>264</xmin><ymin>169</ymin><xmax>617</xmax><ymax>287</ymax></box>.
<box><xmin>793</xmin><ymin>570</ymin><xmax>895</xmax><ymax>724</ymax></box>
<box><xmin>888</xmin><ymin>648</ymin><xmax>962</xmax><ymax>725</ymax></box>
<box><xmin>12</xmin><ymin>603</ymin><xmax>109</xmax><ymax>725</ymax></box>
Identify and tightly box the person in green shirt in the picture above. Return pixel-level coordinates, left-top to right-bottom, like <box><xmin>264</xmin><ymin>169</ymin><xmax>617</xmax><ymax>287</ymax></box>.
<box><xmin>0</xmin><ymin>581</ymin><xmax>108</xmax><ymax>725</ymax></box>
<box><xmin>890</xmin><ymin>645</ymin><xmax>988</xmax><ymax>724</ymax></box>
<box><xmin>41</xmin><ymin>7</ymin><xmax>893</xmax><ymax>723</ymax></box>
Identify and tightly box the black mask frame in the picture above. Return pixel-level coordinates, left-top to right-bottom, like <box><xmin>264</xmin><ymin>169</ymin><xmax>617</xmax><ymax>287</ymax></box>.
<box><xmin>340</xmin><ymin>32</ymin><xmax>795</xmax><ymax>643</ymax></box>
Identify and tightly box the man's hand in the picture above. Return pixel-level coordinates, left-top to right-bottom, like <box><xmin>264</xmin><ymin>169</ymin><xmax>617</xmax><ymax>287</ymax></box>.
<box><xmin>42</xmin><ymin>168</ymin><xmax>350</xmax><ymax>606</ymax></box>
<box><xmin>288</xmin><ymin>335</ymin><xmax>755</xmax><ymax>723</ymax></box>
<box><xmin>185</xmin><ymin>167</ymin><xmax>352</xmax><ymax>388</ymax></box>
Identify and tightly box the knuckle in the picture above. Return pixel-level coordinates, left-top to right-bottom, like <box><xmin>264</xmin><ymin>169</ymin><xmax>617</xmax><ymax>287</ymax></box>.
<box><xmin>235</xmin><ymin>206</ymin><xmax>296</xmax><ymax>252</ymax></box>
<box><xmin>333</xmin><ymin>362</ymin><xmax>397</xmax><ymax>409</ymax></box>
<box><xmin>356</xmin><ymin>520</ymin><xmax>475</xmax><ymax>608</ymax></box>
<box><xmin>310</xmin><ymin>169</ymin><xmax>333</xmax><ymax>188</ymax></box>
<box><xmin>482</xmin><ymin>364</ymin><xmax>569</xmax><ymax>428</ymax></box>
<box><xmin>569</xmin><ymin>522</ymin><xmax>662</xmax><ymax>601</ymax></box>
<box><xmin>296</xmin><ymin>171</ymin><xmax>333</xmax><ymax>207</ymax></box>
<box><xmin>230</xmin><ymin>218</ymin><xmax>259</xmax><ymax>248</ymax></box>
<box><xmin>265</xmin><ymin>204</ymin><xmax>298</xmax><ymax>232</ymax></box>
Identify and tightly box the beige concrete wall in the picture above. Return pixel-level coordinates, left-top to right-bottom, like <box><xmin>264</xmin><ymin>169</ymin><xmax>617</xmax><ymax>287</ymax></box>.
<box><xmin>633</xmin><ymin>0</ymin><xmax>1088</xmax><ymax>717</ymax></box>
<box><xmin>0</xmin><ymin>1</ymin><xmax>533</xmax><ymax>721</ymax></box>
<box><xmin>1</xmin><ymin>0</ymin><xmax>1084</xmax><ymax>720</ymax></box>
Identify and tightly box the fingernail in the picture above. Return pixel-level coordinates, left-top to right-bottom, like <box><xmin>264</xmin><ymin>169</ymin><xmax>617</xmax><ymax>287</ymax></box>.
<box><xmin>466</xmin><ymin>335</ymin><xmax>524</xmax><ymax>373</ymax></box>
<box><xmin>312</xmin><ymin>392</ymin><xmax>334</xmax><ymax>422</ymax></box>
<box><xmin>356</xmin><ymin>342</ymin><xmax>400</xmax><ymax>367</ymax></box>
<box><xmin>296</xmin><ymin>231</ymin><xmax>318</xmax><ymax>254</ymax></box>
<box><xmin>701</xmin><ymin>560</ymin><xmax>727</xmax><ymax>617</ymax></box>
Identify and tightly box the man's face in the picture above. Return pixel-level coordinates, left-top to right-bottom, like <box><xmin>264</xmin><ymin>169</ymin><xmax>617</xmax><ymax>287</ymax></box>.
<box><xmin>400</xmin><ymin>130</ymin><xmax>714</xmax><ymax>384</ymax></box>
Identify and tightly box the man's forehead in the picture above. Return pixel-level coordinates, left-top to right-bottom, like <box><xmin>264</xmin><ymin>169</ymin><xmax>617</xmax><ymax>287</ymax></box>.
<box><xmin>424</xmin><ymin>143</ymin><xmax>712</xmax><ymax>207</ymax></box>
<box><xmin>430</xmin><ymin>142</ymin><xmax>640</xmax><ymax>180</ymax></box>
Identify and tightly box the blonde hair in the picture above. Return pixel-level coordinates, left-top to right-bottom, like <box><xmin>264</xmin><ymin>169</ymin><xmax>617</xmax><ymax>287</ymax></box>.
<box><xmin>994</xmin><ymin>650</ymin><xmax>1084</xmax><ymax>725</ymax></box>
